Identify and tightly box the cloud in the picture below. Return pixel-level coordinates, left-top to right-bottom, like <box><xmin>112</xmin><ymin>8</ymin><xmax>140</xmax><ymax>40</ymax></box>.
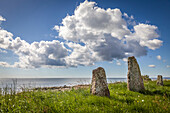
<box><xmin>123</xmin><ymin>13</ymin><xmax>134</xmax><ymax>20</ymax></box>
<box><xmin>0</xmin><ymin>15</ymin><xmax>6</xmax><ymax>25</ymax></box>
<box><xmin>133</xmin><ymin>24</ymin><xmax>159</xmax><ymax>40</ymax></box>
<box><xmin>55</xmin><ymin>1</ymin><xmax>130</xmax><ymax>41</ymax></box>
<box><xmin>148</xmin><ymin>65</ymin><xmax>156</xmax><ymax>68</ymax></box>
<box><xmin>116</xmin><ymin>60</ymin><xmax>121</xmax><ymax>66</ymax></box>
<box><xmin>125</xmin><ymin>24</ymin><xmax>162</xmax><ymax>50</ymax></box>
<box><xmin>0</xmin><ymin>29</ymin><xmax>13</xmax><ymax>49</ymax></box>
<box><xmin>54</xmin><ymin>1</ymin><xmax>162</xmax><ymax>64</ymax></box>
<box><xmin>139</xmin><ymin>39</ymin><xmax>162</xmax><ymax>50</ymax></box>
<box><xmin>0</xmin><ymin>28</ymin><xmax>68</xmax><ymax>68</ymax></box>
<box><xmin>0</xmin><ymin>16</ymin><xmax>6</xmax><ymax>22</ymax></box>
<box><xmin>123</xmin><ymin>13</ymin><xmax>128</xmax><ymax>18</ymax></box>
<box><xmin>14</xmin><ymin>39</ymin><xmax>68</xmax><ymax>68</ymax></box>
<box><xmin>0</xmin><ymin>49</ymin><xmax>7</xmax><ymax>53</ymax></box>
<box><xmin>123</xmin><ymin>58</ymin><xmax>128</xmax><ymax>62</ymax></box>
<box><xmin>157</xmin><ymin>55</ymin><xmax>161</xmax><ymax>60</ymax></box>
<box><xmin>0</xmin><ymin>1</ymin><xmax>163</xmax><ymax>68</ymax></box>
<box><xmin>167</xmin><ymin>65</ymin><xmax>170</xmax><ymax>68</ymax></box>
<box><xmin>123</xmin><ymin>13</ymin><xmax>136</xmax><ymax>26</ymax></box>
<box><xmin>0</xmin><ymin>62</ymin><xmax>12</xmax><ymax>67</ymax></box>
<box><xmin>65</xmin><ymin>42</ymin><xmax>96</xmax><ymax>67</ymax></box>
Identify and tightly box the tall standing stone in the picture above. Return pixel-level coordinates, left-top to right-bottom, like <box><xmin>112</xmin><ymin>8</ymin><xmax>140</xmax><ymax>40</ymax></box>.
<box><xmin>127</xmin><ymin>56</ymin><xmax>145</xmax><ymax>92</ymax></box>
<box><xmin>90</xmin><ymin>67</ymin><xmax>110</xmax><ymax>97</ymax></box>
<box><xmin>157</xmin><ymin>75</ymin><xmax>163</xmax><ymax>86</ymax></box>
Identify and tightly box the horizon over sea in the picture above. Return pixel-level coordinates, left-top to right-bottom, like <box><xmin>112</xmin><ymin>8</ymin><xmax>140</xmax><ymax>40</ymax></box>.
<box><xmin>0</xmin><ymin>78</ymin><xmax>127</xmax><ymax>87</ymax></box>
<box><xmin>0</xmin><ymin>77</ymin><xmax>169</xmax><ymax>92</ymax></box>
<box><xmin>0</xmin><ymin>78</ymin><xmax>126</xmax><ymax>91</ymax></box>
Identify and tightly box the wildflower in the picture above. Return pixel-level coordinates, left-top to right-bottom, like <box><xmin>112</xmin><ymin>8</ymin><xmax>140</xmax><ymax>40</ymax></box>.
<box><xmin>9</xmin><ymin>99</ymin><xmax>11</xmax><ymax>101</ymax></box>
<box><xmin>142</xmin><ymin>100</ymin><xmax>144</xmax><ymax>102</ymax></box>
<box><xmin>137</xmin><ymin>101</ymin><xmax>139</xmax><ymax>103</ymax></box>
<box><xmin>138</xmin><ymin>95</ymin><xmax>140</xmax><ymax>97</ymax></box>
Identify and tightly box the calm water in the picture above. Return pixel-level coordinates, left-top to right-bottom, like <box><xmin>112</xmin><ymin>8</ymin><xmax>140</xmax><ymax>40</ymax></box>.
<box><xmin>0</xmin><ymin>78</ymin><xmax>126</xmax><ymax>90</ymax></box>
<box><xmin>0</xmin><ymin>77</ymin><xmax>169</xmax><ymax>92</ymax></box>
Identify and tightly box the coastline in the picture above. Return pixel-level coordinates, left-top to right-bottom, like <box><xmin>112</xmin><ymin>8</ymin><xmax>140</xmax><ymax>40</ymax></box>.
<box><xmin>33</xmin><ymin>82</ymin><xmax>123</xmax><ymax>91</ymax></box>
<box><xmin>33</xmin><ymin>79</ymin><xmax>170</xmax><ymax>92</ymax></box>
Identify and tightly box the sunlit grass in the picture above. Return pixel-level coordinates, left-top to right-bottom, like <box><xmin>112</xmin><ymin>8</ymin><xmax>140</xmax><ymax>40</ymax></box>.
<box><xmin>0</xmin><ymin>80</ymin><xmax>169</xmax><ymax>112</ymax></box>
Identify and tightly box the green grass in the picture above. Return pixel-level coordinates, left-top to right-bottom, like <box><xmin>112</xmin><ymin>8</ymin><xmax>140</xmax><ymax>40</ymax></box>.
<box><xmin>0</xmin><ymin>80</ymin><xmax>170</xmax><ymax>113</ymax></box>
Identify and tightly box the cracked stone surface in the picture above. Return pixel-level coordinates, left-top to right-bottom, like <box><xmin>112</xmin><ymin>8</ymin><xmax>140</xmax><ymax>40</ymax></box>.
<box><xmin>127</xmin><ymin>56</ymin><xmax>145</xmax><ymax>92</ymax></box>
<box><xmin>157</xmin><ymin>75</ymin><xmax>163</xmax><ymax>86</ymax></box>
<box><xmin>90</xmin><ymin>67</ymin><xmax>110</xmax><ymax>97</ymax></box>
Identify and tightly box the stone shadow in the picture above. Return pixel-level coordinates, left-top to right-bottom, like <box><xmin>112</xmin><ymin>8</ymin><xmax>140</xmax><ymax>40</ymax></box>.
<box><xmin>139</xmin><ymin>90</ymin><xmax>169</xmax><ymax>97</ymax></box>
<box><xmin>110</xmin><ymin>96</ymin><xmax>134</xmax><ymax>104</ymax></box>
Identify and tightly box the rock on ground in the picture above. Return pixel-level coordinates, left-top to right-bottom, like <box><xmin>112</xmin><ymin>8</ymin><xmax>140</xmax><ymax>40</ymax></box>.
<box><xmin>157</xmin><ymin>75</ymin><xmax>163</xmax><ymax>86</ymax></box>
<box><xmin>127</xmin><ymin>56</ymin><xmax>145</xmax><ymax>92</ymax></box>
<box><xmin>90</xmin><ymin>67</ymin><xmax>110</xmax><ymax>97</ymax></box>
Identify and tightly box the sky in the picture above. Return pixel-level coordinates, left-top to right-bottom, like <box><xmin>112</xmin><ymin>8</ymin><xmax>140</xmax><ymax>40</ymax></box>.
<box><xmin>0</xmin><ymin>0</ymin><xmax>170</xmax><ymax>78</ymax></box>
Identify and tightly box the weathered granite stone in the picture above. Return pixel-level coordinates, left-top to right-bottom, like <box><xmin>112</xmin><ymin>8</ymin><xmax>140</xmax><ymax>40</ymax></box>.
<box><xmin>127</xmin><ymin>56</ymin><xmax>145</xmax><ymax>92</ymax></box>
<box><xmin>157</xmin><ymin>75</ymin><xmax>163</xmax><ymax>86</ymax></box>
<box><xmin>90</xmin><ymin>67</ymin><xmax>110</xmax><ymax>97</ymax></box>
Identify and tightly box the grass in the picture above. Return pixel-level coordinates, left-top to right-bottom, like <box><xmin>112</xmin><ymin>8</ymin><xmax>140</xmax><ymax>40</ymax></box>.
<box><xmin>0</xmin><ymin>80</ymin><xmax>170</xmax><ymax>113</ymax></box>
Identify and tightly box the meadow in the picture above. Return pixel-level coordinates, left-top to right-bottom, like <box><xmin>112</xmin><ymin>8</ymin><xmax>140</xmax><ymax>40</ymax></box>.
<box><xmin>0</xmin><ymin>80</ymin><xmax>169</xmax><ymax>113</ymax></box>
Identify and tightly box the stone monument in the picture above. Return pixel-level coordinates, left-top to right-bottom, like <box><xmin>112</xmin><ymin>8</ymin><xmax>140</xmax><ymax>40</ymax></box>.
<box><xmin>90</xmin><ymin>67</ymin><xmax>110</xmax><ymax>97</ymax></box>
<box><xmin>157</xmin><ymin>75</ymin><xmax>163</xmax><ymax>86</ymax></box>
<box><xmin>127</xmin><ymin>56</ymin><xmax>145</xmax><ymax>92</ymax></box>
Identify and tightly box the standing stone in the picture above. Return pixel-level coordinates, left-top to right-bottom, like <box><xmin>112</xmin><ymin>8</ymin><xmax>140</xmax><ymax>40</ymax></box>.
<box><xmin>90</xmin><ymin>67</ymin><xmax>110</xmax><ymax>97</ymax></box>
<box><xmin>157</xmin><ymin>75</ymin><xmax>163</xmax><ymax>86</ymax></box>
<box><xmin>127</xmin><ymin>56</ymin><xmax>145</xmax><ymax>92</ymax></box>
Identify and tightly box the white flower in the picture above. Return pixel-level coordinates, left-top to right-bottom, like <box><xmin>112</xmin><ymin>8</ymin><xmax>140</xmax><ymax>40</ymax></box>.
<box><xmin>142</xmin><ymin>100</ymin><xmax>144</xmax><ymax>102</ymax></box>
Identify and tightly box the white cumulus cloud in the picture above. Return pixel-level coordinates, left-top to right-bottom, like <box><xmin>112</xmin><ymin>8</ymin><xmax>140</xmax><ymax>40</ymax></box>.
<box><xmin>0</xmin><ymin>27</ymin><xmax>68</xmax><ymax>68</ymax></box>
<box><xmin>0</xmin><ymin>1</ymin><xmax>163</xmax><ymax>68</ymax></box>
<box><xmin>54</xmin><ymin>1</ymin><xmax>162</xmax><ymax>64</ymax></box>
<box><xmin>126</xmin><ymin>24</ymin><xmax>162</xmax><ymax>50</ymax></box>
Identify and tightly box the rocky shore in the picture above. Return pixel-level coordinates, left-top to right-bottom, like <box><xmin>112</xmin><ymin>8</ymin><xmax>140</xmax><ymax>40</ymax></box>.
<box><xmin>33</xmin><ymin>82</ymin><xmax>123</xmax><ymax>92</ymax></box>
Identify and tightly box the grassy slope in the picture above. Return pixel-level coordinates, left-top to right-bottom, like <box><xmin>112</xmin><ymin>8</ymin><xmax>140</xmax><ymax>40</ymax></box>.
<box><xmin>0</xmin><ymin>80</ymin><xmax>169</xmax><ymax>113</ymax></box>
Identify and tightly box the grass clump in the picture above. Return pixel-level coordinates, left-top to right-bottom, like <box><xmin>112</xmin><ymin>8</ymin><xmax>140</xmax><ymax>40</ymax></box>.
<box><xmin>0</xmin><ymin>80</ymin><xmax>170</xmax><ymax>113</ymax></box>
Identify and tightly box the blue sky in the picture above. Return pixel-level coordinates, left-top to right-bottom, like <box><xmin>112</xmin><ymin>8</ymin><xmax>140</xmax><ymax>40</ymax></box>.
<box><xmin>0</xmin><ymin>0</ymin><xmax>170</xmax><ymax>78</ymax></box>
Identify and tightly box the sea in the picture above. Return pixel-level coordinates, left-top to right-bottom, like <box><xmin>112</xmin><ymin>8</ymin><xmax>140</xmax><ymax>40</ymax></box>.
<box><xmin>0</xmin><ymin>78</ymin><xmax>126</xmax><ymax>91</ymax></box>
<box><xmin>0</xmin><ymin>77</ymin><xmax>169</xmax><ymax>92</ymax></box>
